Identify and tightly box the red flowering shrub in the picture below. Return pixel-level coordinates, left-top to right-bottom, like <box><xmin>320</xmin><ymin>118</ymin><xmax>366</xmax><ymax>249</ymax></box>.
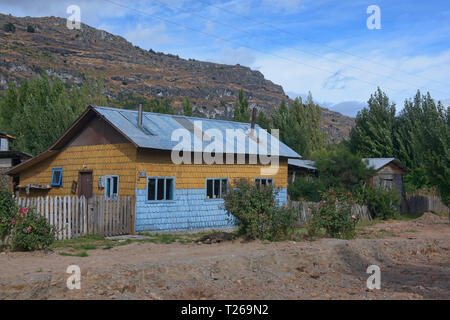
<box><xmin>11</xmin><ymin>206</ymin><xmax>55</xmax><ymax>251</ymax></box>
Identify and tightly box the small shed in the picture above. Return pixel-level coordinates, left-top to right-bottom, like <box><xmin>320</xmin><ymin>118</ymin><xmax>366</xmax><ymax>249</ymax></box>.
<box><xmin>287</xmin><ymin>159</ymin><xmax>317</xmax><ymax>183</ymax></box>
<box><xmin>363</xmin><ymin>158</ymin><xmax>408</xmax><ymax>195</ymax></box>
<box><xmin>0</xmin><ymin>131</ymin><xmax>32</xmax><ymax>189</ymax></box>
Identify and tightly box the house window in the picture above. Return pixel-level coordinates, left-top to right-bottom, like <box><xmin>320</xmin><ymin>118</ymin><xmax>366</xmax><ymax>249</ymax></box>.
<box><xmin>255</xmin><ymin>178</ymin><xmax>273</xmax><ymax>189</ymax></box>
<box><xmin>51</xmin><ymin>168</ymin><xmax>63</xmax><ymax>187</ymax></box>
<box><xmin>147</xmin><ymin>177</ymin><xmax>174</xmax><ymax>201</ymax></box>
<box><xmin>105</xmin><ymin>175</ymin><xmax>119</xmax><ymax>198</ymax></box>
<box><xmin>206</xmin><ymin>178</ymin><xmax>228</xmax><ymax>199</ymax></box>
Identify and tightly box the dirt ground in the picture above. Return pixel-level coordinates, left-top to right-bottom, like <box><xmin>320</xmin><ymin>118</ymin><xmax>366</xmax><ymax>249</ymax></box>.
<box><xmin>1</xmin><ymin>213</ymin><xmax>449</xmax><ymax>300</ymax></box>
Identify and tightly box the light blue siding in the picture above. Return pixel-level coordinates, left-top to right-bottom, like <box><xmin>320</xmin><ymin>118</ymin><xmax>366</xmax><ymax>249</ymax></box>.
<box><xmin>134</xmin><ymin>187</ymin><xmax>288</xmax><ymax>232</ymax></box>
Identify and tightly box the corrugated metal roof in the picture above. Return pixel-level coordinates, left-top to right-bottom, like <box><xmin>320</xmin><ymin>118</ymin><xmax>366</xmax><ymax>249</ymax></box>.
<box><xmin>362</xmin><ymin>158</ymin><xmax>396</xmax><ymax>171</ymax></box>
<box><xmin>288</xmin><ymin>158</ymin><xmax>407</xmax><ymax>172</ymax></box>
<box><xmin>93</xmin><ymin>106</ymin><xmax>301</xmax><ymax>158</ymax></box>
<box><xmin>288</xmin><ymin>159</ymin><xmax>317</xmax><ymax>170</ymax></box>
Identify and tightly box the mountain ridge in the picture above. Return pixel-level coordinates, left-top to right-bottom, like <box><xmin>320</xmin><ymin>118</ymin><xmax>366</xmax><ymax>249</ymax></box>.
<box><xmin>0</xmin><ymin>13</ymin><xmax>354</xmax><ymax>142</ymax></box>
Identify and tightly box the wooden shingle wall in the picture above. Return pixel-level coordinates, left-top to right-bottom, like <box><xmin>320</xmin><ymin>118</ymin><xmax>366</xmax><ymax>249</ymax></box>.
<box><xmin>18</xmin><ymin>143</ymin><xmax>137</xmax><ymax>197</ymax></box>
<box><xmin>135</xmin><ymin>150</ymin><xmax>288</xmax><ymax>190</ymax></box>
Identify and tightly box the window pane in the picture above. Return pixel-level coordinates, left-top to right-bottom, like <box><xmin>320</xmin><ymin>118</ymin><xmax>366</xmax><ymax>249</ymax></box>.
<box><xmin>112</xmin><ymin>176</ymin><xmax>118</xmax><ymax>195</ymax></box>
<box><xmin>106</xmin><ymin>177</ymin><xmax>111</xmax><ymax>196</ymax></box>
<box><xmin>214</xmin><ymin>179</ymin><xmax>220</xmax><ymax>198</ymax></box>
<box><xmin>157</xmin><ymin>179</ymin><xmax>165</xmax><ymax>200</ymax></box>
<box><xmin>207</xmin><ymin>180</ymin><xmax>213</xmax><ymax>198</ymax></box>
<box><xmin>148</xmin><ymin>179</ymin><xmax>156</xmax><ymax>201</ymax></box>
<box><xmin>166</xmin><ymin>179</ymin><xmax>173</xmax><ymax>200</ymax></box>
<box><xmin>52</xmin><ymin>170</ymin><xmax>61</xmax><ymax>186</ymax></box>
<box><xmin>268</xmin><ymin>179</ymin><xmax>273</xmax><ymax>185</ymax></box>
<box><xmin>261</xmin><ymin>179</ymin><xmax>267</xmax><ymax>186</ymax></box>
<box><xmin>221</xmin><ymin>179</ymin><xmax>227</xmax><ymax>195</ymax></box>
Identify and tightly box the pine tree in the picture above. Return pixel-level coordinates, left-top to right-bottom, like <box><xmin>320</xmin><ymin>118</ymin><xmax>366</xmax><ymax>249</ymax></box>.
<box><xmin>233</xmin><ymin>89</ymin><xmax>250</xmax><ymax>122</ymax></box>
<box><xmin>0</xmin><ymin>74</ymin><xmax>106</xmax><ymax>155</ymax></box>
<box><xmin>182</xmin><ymin>97</ymin><xmax>193</xmax><ymax>116</ymax></box>
<box><xmin>350</xmin><ymin>87</ymin><xmax>396</xmax><ymax>157</ymax></box>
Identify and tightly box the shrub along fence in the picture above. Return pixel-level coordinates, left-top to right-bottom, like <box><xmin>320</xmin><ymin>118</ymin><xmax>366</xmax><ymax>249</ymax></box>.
<box><xmin>15</xmin><ymin>195</ymin><xmax>133</xmax><ymax>239</ymax></box>
<box><xmin>289</xmin><ymin>200</ymin><xmax>371</xmax><ymax>226</ymax></box>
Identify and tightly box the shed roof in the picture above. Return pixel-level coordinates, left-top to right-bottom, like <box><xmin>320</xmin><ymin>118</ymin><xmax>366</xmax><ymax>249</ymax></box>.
<box><xmin>0</xmin><ymin>131</ymin><xmax>16</xmax><ymax>140</ymax></box>
<box><xmin>288</xmin><ymin>157</ymin><xmax>408</xmax><ymax>172</ymax></box>
<box><xmin>362</xmin><ymin>158</ymin><xmax>408</xmax><ymax>171</ymax></box>
<box><xmin>288</xmin><ymin>159</ymin><xmax>317</xmax><ymax>170</ymax></box>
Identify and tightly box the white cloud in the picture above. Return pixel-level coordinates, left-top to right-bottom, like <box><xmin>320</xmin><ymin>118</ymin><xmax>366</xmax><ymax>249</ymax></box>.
<box><xmin>262</xmin><ymin>0</ymin><xmax>302</xmax><ymax>12</ymax></box>
<box><xmin>210</xmin><ymin>47</ymin><xmax>256</xmax><ymax>66</ymax></box>
<box><xmin>251</xmin><ymin>47</ymin><xmax>450</xmax><ymax>113</ymax></box>
<box><xmin>124</xmin><ymin>23</ymin><xmax>170</xmax><ymax>49</ymax></box>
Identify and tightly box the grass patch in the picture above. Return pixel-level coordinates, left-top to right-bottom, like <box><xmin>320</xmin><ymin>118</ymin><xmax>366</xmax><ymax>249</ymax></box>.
<box><xmin>59</xmin><ymin>251</ymin><xmax>89</xmax><ymax>257</ymax></box>
<box><xmin>36</xmin><ymin>268</ymin><xmax>43</xmax><ymax>273</ymax></box>
<box><xmin>430</xmin><ymin>210</ymin><xmax>449</xmax><ymax>218</ymax></box>
<box><xmin>51</xmin><ymin>230</ymin><xmax>237</xmax><ymax>256</ymax></box>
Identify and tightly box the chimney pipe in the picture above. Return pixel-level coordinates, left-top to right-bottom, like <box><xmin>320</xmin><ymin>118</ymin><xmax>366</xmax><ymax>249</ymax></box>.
<box><xmin>251</xmin><ymin>107</ymin><xmax>256</xmax><ymax>130</ymax></box>
<box><xmin>138</xmin><ymin>103</ymin><xmax>143</xmax><ymax>126</ymax></box>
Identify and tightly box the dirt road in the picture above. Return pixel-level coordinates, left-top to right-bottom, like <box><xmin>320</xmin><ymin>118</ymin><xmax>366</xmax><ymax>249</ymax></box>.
<box><xmin>1</xmin><ymin>213</ymin><xmax>449</xmax><ymax>299</ymax></box>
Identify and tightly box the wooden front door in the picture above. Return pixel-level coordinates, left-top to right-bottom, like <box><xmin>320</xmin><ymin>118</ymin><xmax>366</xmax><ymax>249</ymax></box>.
<box><xmin>78</xmin><ymin>171</ymin><xmax>93</xmax><ymax>198</ymax></box>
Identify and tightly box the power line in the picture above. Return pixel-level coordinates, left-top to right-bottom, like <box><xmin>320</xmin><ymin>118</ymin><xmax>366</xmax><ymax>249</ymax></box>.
<box><xmin>193</xmin><ymin>0</ymin><xmax>450</xmax><ymax>89</ymax></box>
<box><xmin>146</xmin><ymin>0</ymin><xmax>449</xmax><ymax>96</ymax></box>
<box><xmin>101</xmin><ymin>0</ymin><xmax>448</xmax><ymax>98</ymax></box>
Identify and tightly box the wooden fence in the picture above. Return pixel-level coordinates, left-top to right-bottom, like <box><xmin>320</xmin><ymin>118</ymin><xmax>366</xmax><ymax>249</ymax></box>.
<box><xmin>405</xmin><ymin>195</ymin><xmax>449</xmax><ymax>215</ymax></box>
<box><xmin>289</xmin><ymin>200</ymin><xmax>371</xmax><ymax>226</ymax></box>
<box><xmin>89</xmin><ymin>195</ymin><xmax>133</xmax><ymax>237</ymax></box>
<box><xmin>15</xmin><ymin>195</ymin><xmax>133</xmax><ymax>239</ymax></box>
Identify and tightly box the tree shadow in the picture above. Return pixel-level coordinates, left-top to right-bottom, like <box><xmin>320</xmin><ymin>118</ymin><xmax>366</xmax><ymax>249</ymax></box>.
<box><xmin>336</xmin><ymin>242</ymin><xmax>450</xmax><ymax>299</ymax></box>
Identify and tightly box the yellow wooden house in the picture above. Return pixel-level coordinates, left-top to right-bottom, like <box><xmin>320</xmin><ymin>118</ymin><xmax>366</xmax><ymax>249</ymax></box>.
<box><xmin>7</xmin><ymin>105</ymin><xmax>301</xmax><ymax>232</ymax></box>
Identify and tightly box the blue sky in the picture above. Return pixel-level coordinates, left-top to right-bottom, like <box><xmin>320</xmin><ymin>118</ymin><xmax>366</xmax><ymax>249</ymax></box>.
<box><xmin>1</xmin><ymin>0</ymin><xmax>450</xmax><ymax>116</ymax></box>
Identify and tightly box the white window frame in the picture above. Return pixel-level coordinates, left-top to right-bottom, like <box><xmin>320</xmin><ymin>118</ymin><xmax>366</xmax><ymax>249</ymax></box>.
<box><xmin>105</xmin><ymin>175</ymin><xmax>119</xmax><ymax>198</ymax></box>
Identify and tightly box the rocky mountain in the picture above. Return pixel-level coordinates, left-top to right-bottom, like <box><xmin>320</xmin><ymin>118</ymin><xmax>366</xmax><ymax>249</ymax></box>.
<box><xmin>0</xmin><ymin>13</ymin><xmax>354</xmax><ymax>142</ymax></box>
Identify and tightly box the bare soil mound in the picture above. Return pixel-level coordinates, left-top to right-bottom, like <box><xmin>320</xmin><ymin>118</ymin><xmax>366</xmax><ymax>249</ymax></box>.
<box><xmin>1</xmin><ymin>213</ymin><xmax>449</xmax><ymax>300</ymax></box>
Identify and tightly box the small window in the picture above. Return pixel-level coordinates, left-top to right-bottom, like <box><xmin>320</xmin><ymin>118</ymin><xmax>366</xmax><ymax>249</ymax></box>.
<box><xmin>255</xmin><ymin>178</ymin><xmax>273</xmax><ymax>190</ymax></box>
<box><xmin>206</xmin><ymin>178</ymin><xmax>228</xmax><ymax>199</ymax></box>
<box><xmin>147</xmin><ymin>177</ymin><xmax>174</xmax><ymax>201</ymax></box>
<box><xmin>51</xmin><ymin>168</ymin><xmax>63</xmax><ymax>187</ymax></box>
<box><xmin>105</xmin><ymin>175</ymin><xmax>119</xmax><ymax>198</ymax></box>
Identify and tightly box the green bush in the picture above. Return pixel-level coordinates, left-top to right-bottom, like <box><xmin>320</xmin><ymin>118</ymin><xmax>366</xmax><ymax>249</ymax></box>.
<box><xmin>365</xmin><ymin>186</ymin><xmax>401</xmax><ymax>220</ymax></box>
<box><xmin>0</xmin><ymin>187</ymin><xmax>17</xmax><ymax>245</ymax></box>
<box><xmin>223</xmin><ymin>179</ymin><xmax>297</xmax><ymax>241</ymax></box>
<box><xmin>288</xmin><ymin>177</ymin><xmax>323</xmax><ymax>202</ymax></box>
<box><xmin>26</xmin><ymin>25</ymin><xmax>35</xmax><ymax>33</ymax></box>
<box><xmin>11</xmin><ymin>207</ymin><xmax>55</xmax><ymax>251</ymax></box>
<box><xmin>3</xmin><ymin>22</ymin><xmax>15</xmax><ymax>33</ymax></box>
<box><xmin>309</xmin><ymin>190</ymin><xmax>357</xmax><ymax>239</ymax></box>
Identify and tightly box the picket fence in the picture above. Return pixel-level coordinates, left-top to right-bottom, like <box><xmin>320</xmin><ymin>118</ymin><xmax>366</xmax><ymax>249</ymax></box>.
<box><xmin>289</xmin><ymin>200</ymin><xmax>371</xmax><ymax>226</ymax></box>
<box><xmin>15</xmin><ymin>195</ymin><xmax>133</xmax><ymax>240</ymax></box>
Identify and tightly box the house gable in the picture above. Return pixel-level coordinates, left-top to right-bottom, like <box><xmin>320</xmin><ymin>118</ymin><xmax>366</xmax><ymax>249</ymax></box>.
<box><xmin>67</xmin><ymin>115</ymin><xmax>129</xmax><ymax>147</ymax></box>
